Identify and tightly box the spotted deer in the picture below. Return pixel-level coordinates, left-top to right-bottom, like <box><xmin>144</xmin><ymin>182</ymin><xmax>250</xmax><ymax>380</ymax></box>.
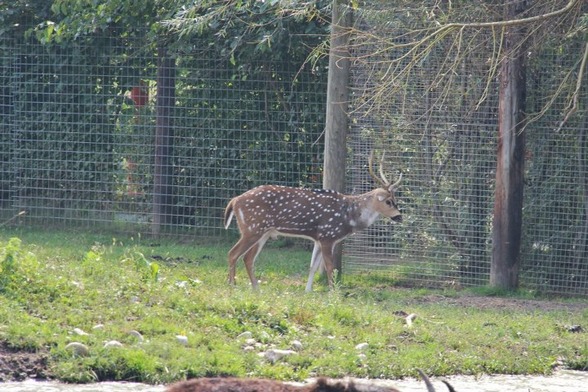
<box><xmin>223</xmin><ymin>152</ymin><xmax>402</xmax><ymax>291</ymax></box>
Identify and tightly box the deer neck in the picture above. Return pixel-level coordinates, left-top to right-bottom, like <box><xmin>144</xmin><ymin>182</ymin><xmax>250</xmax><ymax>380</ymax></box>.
<box><xmin>345</xmin><ymin>193</ymin><xmax>381</xmax><ymax>231</ymax></box>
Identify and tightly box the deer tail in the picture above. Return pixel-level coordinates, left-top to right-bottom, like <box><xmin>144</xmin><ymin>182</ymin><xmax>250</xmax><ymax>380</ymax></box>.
<box><xmin>224</xmin><ymin>199</ymin><xmax>235</xmax><ymax>230</ymax></box>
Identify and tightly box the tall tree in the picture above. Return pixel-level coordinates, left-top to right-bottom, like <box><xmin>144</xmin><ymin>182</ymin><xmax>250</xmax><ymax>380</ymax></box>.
<box><xmin>490</xmin><ymin>2</ymin><xmax>527</xmax><ymax>290</ymax></box>
<box><xmin>323</xmin><ymin>0</ymin><xmax>353</xmax><ymax>273</ymax></box>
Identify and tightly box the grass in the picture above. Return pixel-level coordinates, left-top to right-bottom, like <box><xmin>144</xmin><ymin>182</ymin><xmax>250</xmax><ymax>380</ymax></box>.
<box><xmin>0</xmin><ymin>227</ymin><xmax>587</xmax><ymax>384</ymax></box>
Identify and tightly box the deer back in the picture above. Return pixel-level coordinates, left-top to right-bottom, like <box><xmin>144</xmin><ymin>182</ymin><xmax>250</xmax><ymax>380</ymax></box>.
<box><xmin>224</xmin><ymin>185</ymin><xmax>401</xmax><ymax>241</ymax></box>
<box><xmin>225</xmin><ymin>185</ymin><xmax>356</xmax><ymax>240</ymax></box>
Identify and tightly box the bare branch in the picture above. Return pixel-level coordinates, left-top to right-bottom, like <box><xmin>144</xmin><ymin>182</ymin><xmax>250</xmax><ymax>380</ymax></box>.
<box><xmin>556</xmin><ymin>41</ymin><xmax>588</xmax><ymax>133</ymax></box>
<box><xmin>348</xmin><ymin>0</ymin><xmax>582</xmax><ymax>118</ymax></box>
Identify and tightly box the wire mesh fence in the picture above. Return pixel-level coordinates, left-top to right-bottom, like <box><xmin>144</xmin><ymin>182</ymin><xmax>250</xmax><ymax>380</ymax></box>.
<box><xmin>344</xmin><ymin>1</ymin><xmax>588</xmax><ymax>296</ymax></box>
<box><xmin>0</xmin><ymin>1</ymin><xmax>586</xmax><ymax>296</ymax></box>
<box><xmin>1</xmin><ymin>37</ymin><xmax>327</xmax><ymax>237</ymax></box>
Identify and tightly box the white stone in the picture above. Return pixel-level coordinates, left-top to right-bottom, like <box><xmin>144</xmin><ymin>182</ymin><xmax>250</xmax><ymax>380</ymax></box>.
<box><xmin>65</xmin><ymin>342</ymin><xmax>89</xmax><ymax>357</ymax></box>
<box><xmin>290</xmin><ymin>340</ymin><xmax>303</xmax><ymax>351</ymax></box>
<box><xmin>237</xmin><ymin>331</ymin><xmax>253</xmax><ymax>339</ymax></box>
<box><xmin>129</xmin><ymin>330</ymin><xmax>144</xmax><ymax>342</ymax></box>
<box><xmin>73</xmin><ymin>328</ymin><xmax>89</xmax><ymax>336</ymax></box>
<box><xmin>104</xmin><ymin>340</ymin><xmax>123</xmax><ymax>348</ymax></box>
<box><xmin>258</xmin><ymin>331</ymin><xmax>271</xmax><ymax>342</ymax></box>
<box><xmin>259</xmin><ymin>349</ymin><xmax>296</xmax><ymax>363</ymax></box>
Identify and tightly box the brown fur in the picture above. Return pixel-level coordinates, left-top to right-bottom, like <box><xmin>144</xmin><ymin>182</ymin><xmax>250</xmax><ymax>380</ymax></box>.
<box><xmin>165</xmin><ymin>374</ymin><xmax>456</xmax><ymax>392</ymax></box>
<box><xmin>165</xmin><ymin>377</ymin><xmax>401</xmax><ymax>392</ymax></box>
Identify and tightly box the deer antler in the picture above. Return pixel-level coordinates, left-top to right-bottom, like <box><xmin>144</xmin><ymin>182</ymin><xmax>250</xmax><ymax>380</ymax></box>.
<box><xmin>368</xmin><ymin>150</ymin><xmax>387</xmax><ymax>188</ymax></box>
<box><xmin>391</xmin><ymin>172</ymin><xmax>402</xmax><ymax>189</ymax></box>
<box><xmin>369</xmin><ymin>150</ymin><xmax>402</xmax><ymax>190</ymax></box>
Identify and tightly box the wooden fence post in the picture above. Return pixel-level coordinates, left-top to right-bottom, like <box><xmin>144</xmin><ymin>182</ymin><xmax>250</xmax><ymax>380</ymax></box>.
<box><xmin>323</xmin><ymin>0</ymin><xmax>352</xmax><ymax>274</ymax></box>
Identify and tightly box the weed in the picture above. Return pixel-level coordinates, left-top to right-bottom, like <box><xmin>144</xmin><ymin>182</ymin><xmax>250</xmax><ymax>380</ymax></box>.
<box><xmin>0</xmin><ymin>237</ymin><xmax>40</xmax><ymax>294</ymax></box>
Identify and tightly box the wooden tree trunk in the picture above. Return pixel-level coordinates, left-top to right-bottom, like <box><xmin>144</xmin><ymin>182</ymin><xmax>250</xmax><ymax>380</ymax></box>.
<box><xmin>490</xmin><ymin>4</ymin><xmax>527</xmax><ymax>290</ymax></box>
<box><xmin>323</xmin><ymin>0</ymin><xmax>352</xmax><ymax>273</ymax></box>
<box><xmin>152</xmin><ymin>46</ymin><xmax>176</xmax><ymax>237</ymax></box>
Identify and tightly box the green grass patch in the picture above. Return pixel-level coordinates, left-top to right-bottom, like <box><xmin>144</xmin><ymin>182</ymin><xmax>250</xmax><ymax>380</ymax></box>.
<box><xmin>0</xmin><ymin>228</ymin><xmax>587</xmax><ymax>384</ymax></box>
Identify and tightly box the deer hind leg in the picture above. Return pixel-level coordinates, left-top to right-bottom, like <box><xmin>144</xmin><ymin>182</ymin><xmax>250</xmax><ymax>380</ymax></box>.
<box><xmin>242</xmin><ymin>235</ymin><xmax>269</xmax><ymax>290</ymax></box>
<box><xmin>227</xmin><ymin>234</ymin><xmax>264</xmax><ymax>286</ymax></box>
<box><xmin>305</xmin><ymin>242</ymin><xmax>323</xmax><ymax>292</ymax></box>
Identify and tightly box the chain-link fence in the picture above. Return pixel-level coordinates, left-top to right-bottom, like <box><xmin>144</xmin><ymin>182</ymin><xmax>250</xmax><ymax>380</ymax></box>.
<box><xmin>1</xmin><ymin>1</ymin><xmax>586</xmax><ymax>296</ymax></box>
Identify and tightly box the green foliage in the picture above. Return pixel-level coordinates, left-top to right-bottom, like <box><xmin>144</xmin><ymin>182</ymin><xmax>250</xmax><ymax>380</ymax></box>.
<box><xmin>0</xmin><ymin>237</ymin><xmax>39</xmax><ymax>294</ymax></box>
<box><xmin>2</xmin><ymin>0</ymin><xmax>329</xmax><ymax>229</ymax></box>
<box><xmin>41</xmin><ymin>0</ymin><xmax>165</xmax><ymax>45</ymax></box>
<box><xmin>121</xmin><ymin>247</ymin><xmax>160</xmax><ymax>282</ymax></box>
<box><xmin>162</xmin><ymin>0</ymin><xmax>330</xmax><ymax>60</ymax></box>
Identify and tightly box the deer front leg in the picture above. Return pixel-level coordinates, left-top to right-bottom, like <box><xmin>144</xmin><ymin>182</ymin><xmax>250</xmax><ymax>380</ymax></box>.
<box><xmin>305</xmin><ymin>242</ymin><xmax>323</xmax><ymax>292</ymax></box>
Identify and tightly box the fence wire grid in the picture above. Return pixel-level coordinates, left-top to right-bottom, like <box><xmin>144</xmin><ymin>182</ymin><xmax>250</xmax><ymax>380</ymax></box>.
<box><xmin>1</xmin><ymin>1</ymin><xmax>587</xmax><ymax>296</ymax></box>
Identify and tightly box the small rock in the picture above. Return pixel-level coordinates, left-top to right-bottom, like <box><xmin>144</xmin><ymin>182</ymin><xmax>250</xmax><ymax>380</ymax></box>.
<box><xmin>104</xmin><ymin>340</ymin><xmax>123</xmax><ymax>348</ymax></box>
<box><xmin>259</xmin><ymin>349</ymin><xmax>296</xmax><ymax>363</ymax></box>
<box><xmin>176</xmin><ymin>335</ymin><xmax>188</xmax><ymax>345</ymax></box>
<box><xmin>92</xmin><ymin>324</ymin><xmax>104</xmax><ymax>330</ymax></box>
<box><xmin>290</xmin><ymin>340</ymin><xmax>303</xmax><ymax>351</ymax></box>
<box><xmin>129</xmin><ymin>330</ymin><xmax>144</xmax><ymax>342</ymax></box>
<box><xmin>238</xmin><ymin>331</ymin><xmax>253</xmax><ymax>339</ymax></box>
<box><xmin>243</xmin><ymin>346</ymin><xmax>255</xmax><ymax>352</ymax></box>
<box><xmin>355</xmin><ymin>342</ymin><xmax>369</xmax><ymax>351</ymax></box>
<box><xmin>259</xmin><ymin>331</ymin><xmax>271</xmax><ymax>342</ymax></box>
<box><xmin>73</xmin><ymin>328</ymin><xmax>89</xmax><ymax>336</ymax></box>
<box><xmin>65</xmin><ymin>342</ymin><xmax>89</xmax><ymax>357</ymax></box>
<box><xmin>244</xmin><ymin>338</ymin><xmax>257</xmax><ymax>346</ymax></box>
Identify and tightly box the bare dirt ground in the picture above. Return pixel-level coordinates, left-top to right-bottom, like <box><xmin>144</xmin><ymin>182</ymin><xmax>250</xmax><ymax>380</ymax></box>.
<box><xmin>414</xmin><ymin>293</ymin><xmax>588</xmax><ymax>312</ymax></box>
<box><xmin>0</xmin><ymin>341</ymin><xmax>50</xmax><ymax>382</ymax></box>
<box><xmin>0</xmin><ymin>295</ymin><xmax>586</xmax><ymax>383</ymax></box>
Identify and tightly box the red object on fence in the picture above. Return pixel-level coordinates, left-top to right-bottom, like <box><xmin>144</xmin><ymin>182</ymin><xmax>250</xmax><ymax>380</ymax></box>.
<box><xmin>130</xmin><ymin>80</ymin><xmax>148</xmax><ymax>107</ymax></box>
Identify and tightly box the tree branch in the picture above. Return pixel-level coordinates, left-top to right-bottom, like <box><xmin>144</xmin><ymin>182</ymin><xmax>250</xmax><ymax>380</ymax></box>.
<box><xmin>556</xmin><ymin>41</ymin><xmax>588</xmax><ymax>133</ymax></box>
